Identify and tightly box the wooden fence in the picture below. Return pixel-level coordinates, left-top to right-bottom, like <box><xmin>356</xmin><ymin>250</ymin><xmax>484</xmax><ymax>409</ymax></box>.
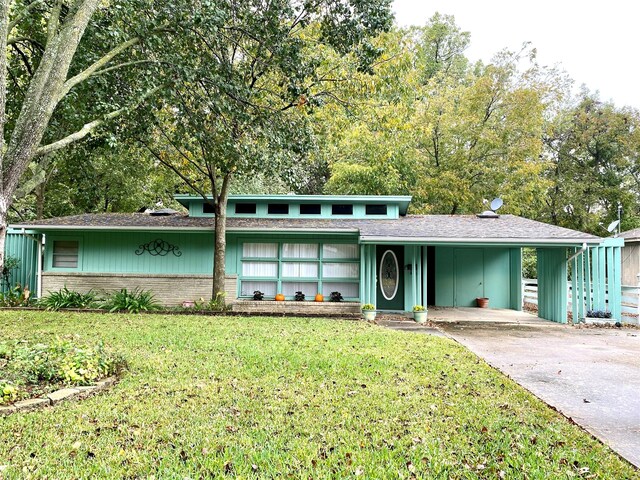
<box><xmin>523</xmin><ymin>279</ymin><xmax>639</xmax><ymax>324</ymax></box>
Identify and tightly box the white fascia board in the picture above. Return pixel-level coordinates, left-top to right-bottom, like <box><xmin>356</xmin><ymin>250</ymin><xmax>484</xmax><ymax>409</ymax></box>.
<box><xmin>9</xmin><ymin>225</ymin><xmax>360</xmax><ymax>235</ymax></box>
<box><xmin>358</xmin><ymin>236</ymin><xmax>603</xmax><ymax>246</ymax></box>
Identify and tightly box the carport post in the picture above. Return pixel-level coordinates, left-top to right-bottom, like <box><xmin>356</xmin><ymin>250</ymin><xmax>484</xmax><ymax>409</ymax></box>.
<box><xmin>571</xmin><ymin>250</ymin><xmax>578</xmax><ymax>322</ymax></box>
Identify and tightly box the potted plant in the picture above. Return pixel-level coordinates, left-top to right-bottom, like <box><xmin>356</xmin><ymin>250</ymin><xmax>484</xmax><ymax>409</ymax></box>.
<box><xmin>413</xmin><ymin>305</ymin><xmax>427</xmax><ymax>323</ymax></box>
<box><xmin>361</xmin><ymin>304</ymin><xmax>376</xmax><ymax>321</ymax></box>
<box><xmin>584</xmin><ymin>310</ymin><xmax>616</xmax><ymax>325</ymax></box>
<box><xmin>294</xmin><ymin>291</ymin><xmax>305</xmax><ymax>301</ymax></box>
<box><xmin>330</xmin><ymin>291</ymin><xmax>343</xmax><ymax>302</ymax></box>
<box><xmin>253</xmin><ymin>291</ymin><xmax>264</xmax><ymax>301</ymax></box>
<box><xmin>476</xmin><ymin>297</ymin><xmax>489</xmax><ymax>308</ymax></box>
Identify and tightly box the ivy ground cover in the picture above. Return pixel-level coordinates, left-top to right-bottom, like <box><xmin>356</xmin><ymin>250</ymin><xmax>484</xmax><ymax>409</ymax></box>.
<box><xmin>0</xmin><ymin>311</ymin><xmax>636</xmax><ymax>479</ymax></box>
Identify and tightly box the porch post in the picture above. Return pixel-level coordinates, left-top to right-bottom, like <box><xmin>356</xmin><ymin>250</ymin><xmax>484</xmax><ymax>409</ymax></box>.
<box><xmin>571</xmin><ymin>248</ymin><xmax>578</xmax><ymax>323</ymax></box>
<box><xmin>422</xmin><ymin>246</ymin><xmax>428</xmax><ymax>308</ymax></box>
<box><xmin>359</xmin><ymin>244</ymin><xmax>365</xmax><ymax>304</ymax></box>
<box><xmin>576</xmin><ymin>249</ymin><xmax>585</xmax><ymax>321</ymax></box>
<box><xmin>585</xmin><ymin>248</ymin><xmax>592</xmax><ymax>312</ymax></box>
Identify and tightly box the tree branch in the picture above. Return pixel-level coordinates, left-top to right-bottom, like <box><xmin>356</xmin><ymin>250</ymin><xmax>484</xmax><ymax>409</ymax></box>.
<box><xmin>47</xmin><ymin>0</ymin><xmax>63</xmax><ymax>45</ymax></box>
<box><xmin>60</xmin><ymin>36</ymin><xmax>140</xmax><ymax>98</ymax></box>
<box><xmin>7</xmin><ymin>36</ymin><xmax>45</xmax><ymax>50</ymax></box>
<box><xmin>8</xmin><ymin>0</ymin><xmax>45</xmax><ymax>33</ymax></box>
<box><xmin>36</xmin><ymin>87</ymin><xmax>158</xmax><ymax>157</ymax></box>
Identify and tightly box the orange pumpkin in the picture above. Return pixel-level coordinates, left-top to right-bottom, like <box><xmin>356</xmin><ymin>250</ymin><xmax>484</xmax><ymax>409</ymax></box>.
<box><xmin>275</xmin><ymin>293</ymin><xmax>285</xmax><ymax>301</ymax></box>
<box><xmin>315</xmin><ymin>293</ymin><xmax>324</xmax><ymax>302</ymax></box>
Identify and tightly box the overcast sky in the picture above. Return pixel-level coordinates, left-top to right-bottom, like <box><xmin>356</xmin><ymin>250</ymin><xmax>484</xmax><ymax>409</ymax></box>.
<box><xmin>392</xmin><ymin>0</ymin><xmax>639</xmax><ymax>109</ymax></box>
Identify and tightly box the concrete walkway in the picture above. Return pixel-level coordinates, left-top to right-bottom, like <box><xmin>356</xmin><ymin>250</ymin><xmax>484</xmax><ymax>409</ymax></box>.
<box><xmin>378</xmin><ymin>309</ymin><xmax>640</xmax><ymax>468</ymax></box>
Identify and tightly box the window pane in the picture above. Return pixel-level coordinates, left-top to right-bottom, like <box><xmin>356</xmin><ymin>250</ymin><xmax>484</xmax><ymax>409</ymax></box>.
<box><xmin>282</xmin><ymin>262</ymin><xmax>318</xmax><ymax>278</ymax></box>
<box><xmin>53</xmin><ymin>240</ymin><xmax>79</xmax><ymax>268</ymax></box>
<box><xmin>332</xmin><ymin>204</ymin><xmax>353</xmax><ymax>215</ymax></box>
<box><xmin>322</xmin><ymin>244</ymin><xmax>359</xmax><ymax>259</ymax></box>
<box><xmin>322</xmin><ymin>282</ymin><xmax>359</xmax><ymax>298</ymax></box>
<box><xmin>203</xmin><ymin>203</ymin><xmax>215</xmax><ymax>213</ymax></box>
<box><xmin>241</xmin><ymin>281</ymin><xmax>277</xmax><ymax>297</ymax></box>
<box><xmin>282</xmin><ymin>282</ymin><xmax>317</xmax><ymax>297</ymax></box>
<box><xmin>268</xmin><ymin>203</ymin><xmax>289</xmax><ymax>214</ymax></box>
<box><xmin>243</xmin><ymin>243</ymin><xmax>278</xmax><ymax>258</ymax></box>
<box><xmin>365</xmin><ymin>204</ymin><xmax>387</xmax><ymax>215</ymax></box>
<box><xmin>300</xmin><ymin>204</ymin><xmax>321</xmax><ymax>215</ymax></box>
<box><xmin>323</xmin><ymin>262</ymin><xmax>358</xmax><ymax>278</ymax></box>
<box><xmin>235</xmin><ymin>203</ymin><xmax>257</xmax><ymax>214</ymax></box>
<box><xmin>282</xmin><ymin>243</ymin><xmax>318</xmax><ymax>258</ymax></box>
<box><xmin>242</xmin><ymin>262</ymin><xmax>278</xmax><ymax>277</ymax></box>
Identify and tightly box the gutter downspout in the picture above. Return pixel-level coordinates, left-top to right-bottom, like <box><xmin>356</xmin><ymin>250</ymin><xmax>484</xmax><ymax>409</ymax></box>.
<box><xmin>567</xmin><ymin>242</ymin><xmax>587</xmax><ymax>262</ymax></box>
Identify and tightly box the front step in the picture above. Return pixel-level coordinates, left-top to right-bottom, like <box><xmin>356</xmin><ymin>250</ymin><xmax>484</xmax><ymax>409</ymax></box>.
<box><xmin>230</xmin><ymin>300</ymin><xmax>361</xmax><ymax>317</ymax></box>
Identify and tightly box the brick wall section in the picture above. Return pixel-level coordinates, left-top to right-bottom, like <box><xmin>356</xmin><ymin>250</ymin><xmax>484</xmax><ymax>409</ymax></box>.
<box><xmin>42</xmin><ymin>273</ymin><xmax>238</xmax><ymax>306</ymax></box>
<box><xmin>231</xmin><ymin>300</ymin><xmax>361</xmax><ymax>315</ymax></box>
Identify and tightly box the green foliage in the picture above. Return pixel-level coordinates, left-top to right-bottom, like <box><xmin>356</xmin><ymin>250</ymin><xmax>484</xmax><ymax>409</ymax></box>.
<box><xmin>361</xmin><ymin>303</ymin><xmax>375</xmax><ymax>311</ymax></box>
<box><xmin>103</xmin><ymin>288</ymin><xmax>160</xmax><ymax>314</ymax></box>
<box><xmin>0</xmin><ymin>284</ymin><xmax>33</xmax><ymax>307</ymax></box>
<box><xmin>412</xmin><ymin>305</ymin><xmax>426</xmax><ymax>312</ymax></box>
<box><xmin>0</xmin><ymin>336</ymin><xmax>126</xmax><ymax>404</ymax></box>
<box><xmin>522</xmin><ymin>248</ymin><xmax>537</xmax><ymax>279</ymax></box>
<box><xmin>39</xmin><ymin>287</ymin><xmax>100</xmax><ymax>311</ymax></box>
<box><xmin>1</xmin><ymin>256</ymin><xmax>21</xmax><ymax>290</ymax></box>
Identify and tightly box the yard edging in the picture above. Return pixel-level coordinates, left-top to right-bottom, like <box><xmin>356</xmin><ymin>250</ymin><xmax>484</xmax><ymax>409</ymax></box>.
<box><xmin>0</xmin><ymin>376</ymin><xmax>117</xmax><ymax>416</ymax></box>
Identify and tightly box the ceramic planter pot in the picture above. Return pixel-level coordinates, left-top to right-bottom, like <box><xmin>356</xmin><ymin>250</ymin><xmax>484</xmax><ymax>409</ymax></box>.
<box><xmin>413</xmin><ymin>311</ymin><xmax>427</xmax><ymax>323</ymax></box>
<box><xmin>476</xmin><ymin>297</ymin><xmax>489</xmax><ymax>308</ymax></box>
<box><xmin>362</xmin><ymin>310</ymin><xmax>377</xmax><ymax>321</ymax></box>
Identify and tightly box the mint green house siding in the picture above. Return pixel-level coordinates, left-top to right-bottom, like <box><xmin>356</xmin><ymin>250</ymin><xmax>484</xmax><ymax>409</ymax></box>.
<box><xmin>44</xmin><ymin>232</ymin><xmax>215</xmax><ymax>274</ymax></box>
<box><xmin>3</xmin><ymin>231</ymin><xmax>39</xmax><ymax>294</ymax></box>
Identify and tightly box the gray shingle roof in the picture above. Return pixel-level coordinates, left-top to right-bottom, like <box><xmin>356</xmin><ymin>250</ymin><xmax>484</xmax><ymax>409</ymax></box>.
<box><xmin>11</xmin><ymin>213</ymin><xmax>601</xmax><ymax>244</ymax></box>
<box><xmin>619</xmin><ymin>227</ymin><xmax>640</xmax><ymax>242</ymax></box>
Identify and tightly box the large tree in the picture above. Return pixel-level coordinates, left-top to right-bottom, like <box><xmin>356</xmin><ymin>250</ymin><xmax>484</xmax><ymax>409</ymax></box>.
<box><xmin>140</xmin><ymin>0</ymin><xmax>393</xmax><ymax>299</ymax></box>
<box><xmin>0</xmin><ymin>0</ymin><xmax>167</xmax><ymax>270</ymax></box>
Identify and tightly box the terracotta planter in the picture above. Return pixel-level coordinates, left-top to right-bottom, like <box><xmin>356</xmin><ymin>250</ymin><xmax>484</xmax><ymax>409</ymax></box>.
<box><xmin>476</xmin><ymin>297</ymin><xmax>489</xmax><ymax>308</ymax></box>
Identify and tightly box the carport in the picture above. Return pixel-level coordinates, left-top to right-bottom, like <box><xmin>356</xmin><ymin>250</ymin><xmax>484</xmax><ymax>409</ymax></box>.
<box><xmin>358</xmin><ymin>215</ymin><xmax>619</xmax><ymax>323</ymax></box>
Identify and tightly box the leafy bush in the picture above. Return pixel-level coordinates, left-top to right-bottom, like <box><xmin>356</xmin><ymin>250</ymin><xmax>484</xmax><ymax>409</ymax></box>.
<box><xmin>413</xmin><ymin>305</ymin><xmax>426</xmax><ymax>312</ymax></box>
<box><xmin>0</xmin><ymin>338</ymin><xmax>127</xmax><ymax>405</ymax></box>
<box><xmin>361</xmin><ymin>303</ymin><xmax>375</xmax><ymax>311</ymax></box>
<box><xmin>294</xmin><ymin>291</ymin><xmax>305</xmax><ymax>301</ymax></box>
<box><xmin>522</xmin><ymin>248</ymin><xmax>537</xmax><ymax>279</ymax></box>
<box><xmin>330</xmin><ymin>291</ymin><xmax>343</xmax><ymax>302</ymax></box>
<box><xmin>103</xmin><ymin>288</ymin><xmax>160</xmax><ymax>313</ymax></box>
<box><xmin>178</xmin><ymin>292</ymin><xmax>228</xmax><ymax>312</ymax></box>
<box><xmin>0</xmin><ymin>284</ymin><xmax>33</xmax><ymax>307</ymax></box>
<box><xmin>39</xmin><ymin>286</ymin><xmax>100</xmax><ymax>310</ymax></box>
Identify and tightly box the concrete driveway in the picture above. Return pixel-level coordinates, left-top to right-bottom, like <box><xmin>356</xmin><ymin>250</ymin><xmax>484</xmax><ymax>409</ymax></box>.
<box><xmin>438</xmin><ymin>318</ymin><xmax>640</xmax><ymax>468</ymax></box>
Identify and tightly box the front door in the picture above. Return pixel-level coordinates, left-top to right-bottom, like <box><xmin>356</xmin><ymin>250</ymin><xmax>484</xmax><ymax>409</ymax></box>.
<box><xmin>377</xmin><ymin>246</ymin><xmax>404</xmax><ymax>310</ymax></box>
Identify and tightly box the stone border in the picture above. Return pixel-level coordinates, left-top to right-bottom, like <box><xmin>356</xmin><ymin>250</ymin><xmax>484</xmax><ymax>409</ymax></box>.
<box><xmin>0</xmin><ymin>377</ymin><xmax>117</xmax><ymax>416</ymax></box>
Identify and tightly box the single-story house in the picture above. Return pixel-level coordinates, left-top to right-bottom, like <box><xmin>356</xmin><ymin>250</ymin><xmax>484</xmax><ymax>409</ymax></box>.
<box><xmin>9</xmin><ymin>194</ymin><xmax>623</xmax><ymax>323</ymax></box>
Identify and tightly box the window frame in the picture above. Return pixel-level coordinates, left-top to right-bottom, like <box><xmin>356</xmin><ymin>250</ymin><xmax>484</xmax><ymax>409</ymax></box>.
<box><xmin>238</xmin><ymin>239</ymin><xmax>360</xmax><ymax>300</ymax></box>
<box><xmin>48</xmin><ymin>237</ymin><xmax>82</xmax><ymax>271</ymax></box>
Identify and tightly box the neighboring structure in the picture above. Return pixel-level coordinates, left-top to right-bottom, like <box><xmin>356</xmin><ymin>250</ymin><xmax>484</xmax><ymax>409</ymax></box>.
<box><xmin>9</xmin><ymin>195</ymin><xmax>621</xmax><ymax>323</ymax></box>
<box><xmin>619</xmin><ymin>228</ymin><xmax>640</xmax><ymax>285</ymax></box>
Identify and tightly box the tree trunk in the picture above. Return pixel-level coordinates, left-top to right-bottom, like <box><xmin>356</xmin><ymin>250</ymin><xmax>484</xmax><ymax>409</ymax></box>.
<box><xmin>0</xmin><ymin>195</ymin><xmax>8</xmax><ymax>274</ymax></box>
<box><xmin>212</xmin><ymin>174</ymin><xmax>232</xmax><ymax>303</ymax></box>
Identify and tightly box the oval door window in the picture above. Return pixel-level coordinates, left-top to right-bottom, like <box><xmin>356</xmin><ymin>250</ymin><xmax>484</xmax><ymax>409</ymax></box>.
<box><xmin>380</xmin><ymin>250</ymin><xmax>399</xmax><ymax>300</ymax></box>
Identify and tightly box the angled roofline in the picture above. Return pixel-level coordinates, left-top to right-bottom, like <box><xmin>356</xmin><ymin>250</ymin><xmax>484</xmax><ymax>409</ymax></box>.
<box><xmin>173</xmin><ymin>194</ymin><xmax>413</xmax><ymax>215</ymax></box>
<box><xmin>359</xmin><ymin>235</ymin><xmax>603</xmax><ymax>246</ymax></box>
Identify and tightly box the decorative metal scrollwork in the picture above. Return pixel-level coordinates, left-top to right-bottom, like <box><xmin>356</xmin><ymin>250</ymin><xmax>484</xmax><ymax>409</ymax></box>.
<box><xmin>135</xmin><ymin>239</ymin><xmax>182</xmax><ymax>257</ymax></box>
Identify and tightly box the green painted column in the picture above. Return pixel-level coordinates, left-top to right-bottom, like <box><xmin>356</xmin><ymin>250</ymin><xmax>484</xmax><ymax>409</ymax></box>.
<box><xmin>584</xmin><ymin>248</ymin><xmax>592</xmax><ymax>312</ymax></box>
<box><xmin>359</xmin><ymin>244</ymin><xmax>365</xmax><ymax>304</ymax></box>
<box><xmin>421</xmin><ymin>246</ymin><xmax>428</xmax><ymax>308</ymax></box>
<box><xmin>571</xmin><ymin>249</ymin><xmax>578</xmax><ymax>322</ymax></box>
<box><xmin>537</xmin><ymin>248</ymin><xmax>568</xmax><ymax>323</ymax></box>
<box><xmin>612</xmin><ymin>246</ymin><xmax>622</xmax><ymax>319</ymax></box>
<box><xmin>598</xmin><ymin>247</ymin><xmax>606</xmax><ymax>310</ymax></box>
<box><xmin>576</xmin><ymin>251</ymin><xmax>585</xmax><ymax>321</ymax></box>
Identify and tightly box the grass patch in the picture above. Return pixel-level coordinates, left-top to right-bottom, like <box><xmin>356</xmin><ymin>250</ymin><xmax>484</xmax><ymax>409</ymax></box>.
<box><xmin>0</xmin><ymin>311</ymin><xmax>636</xmax><ymax>479</ymax></box>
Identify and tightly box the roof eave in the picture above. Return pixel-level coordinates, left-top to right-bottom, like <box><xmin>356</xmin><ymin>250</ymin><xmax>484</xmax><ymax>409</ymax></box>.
<box><xmin>359</xmin><ymin>236</ymin><xmax>603</xmax><ymax>246</ymax></box>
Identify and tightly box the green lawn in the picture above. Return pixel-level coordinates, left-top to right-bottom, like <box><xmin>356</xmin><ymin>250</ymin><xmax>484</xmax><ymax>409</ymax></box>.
<box><xmin>0</xmin><ymin>311</ymin><xmax>636</xmax><ymax>479</ymax></box>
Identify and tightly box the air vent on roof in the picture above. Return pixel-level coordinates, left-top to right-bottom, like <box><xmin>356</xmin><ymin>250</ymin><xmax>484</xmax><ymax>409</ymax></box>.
<box><xmin>476</xmin><ymin>210</ymin><xmax>500</xmax><ymax>218</ymax></box>
<box><xmin>149</xmin><ymin>208</ymin><xmax>178</xmax><ymax>216</ymax></box>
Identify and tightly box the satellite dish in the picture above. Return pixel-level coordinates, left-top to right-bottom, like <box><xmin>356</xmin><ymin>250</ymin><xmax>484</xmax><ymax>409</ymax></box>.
<box><xmin>490</xmin><ymin>198</ymin><xmax>503</xmax><ymax>212</ymax></box>
<box><xmin>607</xmin><ymin>220</ymin><xmax>620</xmax><ymax>233</ymax></box>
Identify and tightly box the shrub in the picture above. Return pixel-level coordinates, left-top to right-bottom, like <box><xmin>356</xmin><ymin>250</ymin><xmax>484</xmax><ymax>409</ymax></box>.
<box><xmin>361</xmin><ymin>303</ymin><xmax>375</xmax><ymax>311</ymax></box>
<box><xmin>39</xmin><ymin>287</ymin><xmax>99</xmax><ymax>310</ymax></box>
<box><xmin>103</xmin><ymin>288</ymin><xmax>160</xmax><ymax>313</ymax></box>
<box><xmin>329</xmin><ymin>291</ymin><xmax>343</xmax><ymax>302</ymax></box>
<box><xmin>294</xmin><ymin>291</ymin><xmax>305</xmax><ymax>301</ymax></box>
<box><xmin>0</xmin><ymin>284</ymin><xmax>33</xmax><ymax>307</ymax></box>
<box><xmin>0</xmin><ymin>338</ymin><xmax>127</xmax><ymax>404</ymax></box>
<box><xmin>413</xmin><ymin>305</ymin><xmax>426</xmax><ymax>312</ymax></box>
